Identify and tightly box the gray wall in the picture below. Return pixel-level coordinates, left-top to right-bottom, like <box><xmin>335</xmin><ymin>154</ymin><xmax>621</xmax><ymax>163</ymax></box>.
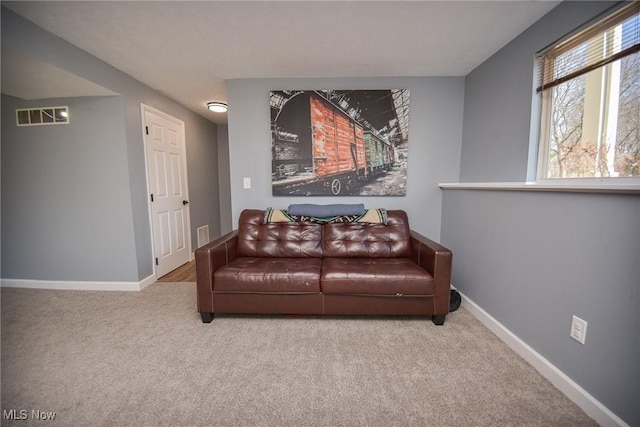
<box><xmin>1</xmin><ymin>8</ymin><xmax>220</xmax><ymax>282</ymax></box>
<box><xmin>187</xmin><ymin>116</ymin><xmax>223</xmax><ymax>248</ymax></box>
<box><xmin>459</xmin><ymin>1</ymin><xmax>617</xmax><ymax>182</ymax></box>
<box><xmin>2</xmin><ymin>95</ymin><xmax>138</xmax><ymax>281</ymax></box>
<box><xmin>442</xmin><ymin>190</ymin><xmax>640</xmax><ymax>425</ymax></box>
<box><xmin>442</xmin><ymin>2</ymin><xmax>639</xmax><ymax>425</ymax></box>
<box><xmin>217</xmin><ymin>125</ymin><xmax>233</xmax><ymax>234</ymax></box>
<box><xmin>226</xmin><ymin>77</ymin><xmax>464</xmax><ymax>240</ymax></box>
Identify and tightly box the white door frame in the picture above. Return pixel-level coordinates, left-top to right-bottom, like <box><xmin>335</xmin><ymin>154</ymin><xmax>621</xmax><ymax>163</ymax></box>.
<box><xmin>140</xmin><ymin>103</ymin><xmax>192</xmax><ymax>278</ymax></box>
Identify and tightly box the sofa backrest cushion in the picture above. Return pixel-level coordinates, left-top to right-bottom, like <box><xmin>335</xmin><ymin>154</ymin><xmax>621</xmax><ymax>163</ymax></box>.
<box><xmin>237</xmin><ymin>209</ymin><xmax>323</xmax><ymax>258</ymax></box>
<box><xmin>323</xmin><ymin>210</ymin><xmax>411</xmax><ymax>258</ymax></box>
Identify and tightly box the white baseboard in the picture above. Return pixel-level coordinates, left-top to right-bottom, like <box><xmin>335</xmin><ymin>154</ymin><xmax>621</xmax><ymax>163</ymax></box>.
<box><xmin>138</xmin><ymin>274</ymin><xmax>157</xmax><ymax>290</ymax></box>
<box><xmin>1</xmin><ymin>274</ymin><xmax>157</xmax><ymax>292</ymax></box>
<box><xmin>460</xmin><ymin>292</ymin><xmax>628</xmax><ymax>427</ymax></box>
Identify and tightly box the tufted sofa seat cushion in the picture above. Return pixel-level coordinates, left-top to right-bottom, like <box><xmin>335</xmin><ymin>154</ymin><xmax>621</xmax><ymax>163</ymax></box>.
<box><xmin>214</xmin><ymin>257</ymin><xmax>322</xmax><ymax>293</ymax></box>
<box><xmin>321</xmin><ymin>258</ymin><xmax>434</xmax><ymax>296</ymax></box>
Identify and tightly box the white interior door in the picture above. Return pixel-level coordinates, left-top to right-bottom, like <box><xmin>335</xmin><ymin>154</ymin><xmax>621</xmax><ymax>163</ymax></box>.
<box><xmin>143</xmin><ymin>106</ymin><xmax>191</xmax><ymax>278</ymax></box>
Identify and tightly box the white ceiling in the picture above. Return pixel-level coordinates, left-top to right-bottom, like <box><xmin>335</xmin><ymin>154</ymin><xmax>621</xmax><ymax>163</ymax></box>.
<box><xmin>2</xmin><ymin>1</ymin><xmax>561</xmax><ymax>124</ymax></box>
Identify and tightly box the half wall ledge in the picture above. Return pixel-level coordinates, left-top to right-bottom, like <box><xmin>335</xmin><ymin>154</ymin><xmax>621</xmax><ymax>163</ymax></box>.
<box><xmin>439</xmin><ymin>182</ymin><xmax>640</xmax><ymax>195</ymax></box>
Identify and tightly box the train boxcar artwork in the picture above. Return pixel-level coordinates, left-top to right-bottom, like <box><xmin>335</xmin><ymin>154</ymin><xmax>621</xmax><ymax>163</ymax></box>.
<box><xmin>271</xmin><ymin>90</ymin><xmax>409</xmax><ymax>196</ymax></box>
<box><xmin>364</xmin><ymin>131</ymin><xmax>395</xmax><ymax>176</ymax></box>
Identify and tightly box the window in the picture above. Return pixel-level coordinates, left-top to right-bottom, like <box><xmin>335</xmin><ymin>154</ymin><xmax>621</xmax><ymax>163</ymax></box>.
<box><xmin>536</xmin><ymin>3</ymin><xmax>639</xmax><ymax>181</ymax></box>
<box><xmin>16</xmin><ymin>106</ymin><xmax>69</xmax><ymax>126</ymax></box>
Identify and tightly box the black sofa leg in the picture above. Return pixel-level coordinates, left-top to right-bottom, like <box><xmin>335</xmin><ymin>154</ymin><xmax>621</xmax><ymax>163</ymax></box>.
<box><xmin>201</xmin><ymin>312</ymin><xmax>214</xmax><ymax>323</ymax></box>
<box><xmin>432</xmin><ymin>314</ymin><xmax>446</xmax><ymax>325</ymax></box>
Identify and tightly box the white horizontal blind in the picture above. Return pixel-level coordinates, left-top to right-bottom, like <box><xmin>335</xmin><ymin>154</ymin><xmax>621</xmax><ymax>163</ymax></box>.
<box><xmin>537</xmin><ymin>2</ymin><xmax>639</xmax><ymax>93</ymax></box>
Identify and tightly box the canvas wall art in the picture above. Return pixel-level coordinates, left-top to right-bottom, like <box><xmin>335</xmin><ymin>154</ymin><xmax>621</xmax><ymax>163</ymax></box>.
<box><xmin>270</xmin><ymin>89</ymin><xmax>410</xmax><ymax>196</ymax></box>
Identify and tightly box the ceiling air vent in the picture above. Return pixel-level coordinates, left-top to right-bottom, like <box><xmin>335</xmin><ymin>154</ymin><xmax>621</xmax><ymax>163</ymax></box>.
<box><xmin>16</xmin><ymin>106</ymin><xmax>69</xmax><ymax>126</ymax></box>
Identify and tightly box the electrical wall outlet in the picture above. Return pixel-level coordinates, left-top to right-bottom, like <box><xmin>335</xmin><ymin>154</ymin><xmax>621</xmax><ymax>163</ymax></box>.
<box><xmin>243</xmin><ymin>177</ymin><xmax>251</xmax><ymax>189</ymax></box>
<box><xmin>570</xmin><ymin>315</ymin><xmax>588</xmax><ymax>344</ymax></box>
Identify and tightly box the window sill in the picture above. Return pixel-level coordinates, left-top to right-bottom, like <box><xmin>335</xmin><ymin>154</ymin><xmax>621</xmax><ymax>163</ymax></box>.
<box><xmin>438</xmin><ymin>182</ymin><xmax>640</xmax><ymax>194</ymax></box>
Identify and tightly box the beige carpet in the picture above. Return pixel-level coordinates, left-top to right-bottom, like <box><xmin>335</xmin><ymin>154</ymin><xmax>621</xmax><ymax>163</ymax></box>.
<box><xmin>1</xmin><ymin>282</ymin><xmax>596</xmax><ymax>426</ymax></box>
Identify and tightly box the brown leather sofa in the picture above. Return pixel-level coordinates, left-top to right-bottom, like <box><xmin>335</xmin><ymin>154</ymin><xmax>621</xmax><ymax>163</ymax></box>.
<box><xmin>195</xmin><ymin>209</ymin><xmax>453</xmax><ymax>325</ymax></box>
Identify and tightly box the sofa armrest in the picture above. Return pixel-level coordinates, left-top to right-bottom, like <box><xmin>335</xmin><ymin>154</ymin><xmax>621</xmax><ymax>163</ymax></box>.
<box><xmin>409</xmin><ymin>230</ymin><xmax>453</xmax><ymax>316</ymax></box>
<box><xmin>195</xmin><ymin>230</ymin><xmax>239</xmax><ymax>314</ymax></box>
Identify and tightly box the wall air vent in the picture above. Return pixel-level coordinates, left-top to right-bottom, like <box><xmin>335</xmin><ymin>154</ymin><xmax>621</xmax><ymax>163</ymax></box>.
<box><xmin>197</xmin><ymin>225</ymin><xmax>210</xmax><ymax>248</ymax></box>
<box><xmin>16</xmin><ymin>106</ymin><xmax>69</xmax><ymax>126</ymax></box>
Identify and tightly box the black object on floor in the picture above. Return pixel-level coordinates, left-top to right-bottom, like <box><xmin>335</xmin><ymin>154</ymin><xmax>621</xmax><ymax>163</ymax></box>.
<box><xmin>449</xmin><ymin>290</ymin><xmax>461</xmax><ymax>312</ymax></box>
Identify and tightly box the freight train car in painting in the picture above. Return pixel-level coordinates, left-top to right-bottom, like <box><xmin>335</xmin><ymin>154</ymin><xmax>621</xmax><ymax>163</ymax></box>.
<box><xmin>271</xmin><ymin>90</ymin><xmax>408</xmax><ymax>196</ymax></box>
<box><xmin>363</xmin><ymin>131</ymin><xmax>395</xmax><ymax>176</ymax></box>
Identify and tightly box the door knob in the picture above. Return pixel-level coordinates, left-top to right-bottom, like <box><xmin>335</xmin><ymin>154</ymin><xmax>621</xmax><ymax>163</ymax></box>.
<box><xmin>183</xmin><ymin>200</ymin><xmax>189</xmax><ymax>205</ymax></box>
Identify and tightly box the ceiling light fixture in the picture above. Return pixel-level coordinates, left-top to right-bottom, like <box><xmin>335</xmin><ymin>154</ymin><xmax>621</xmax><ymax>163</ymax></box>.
<box><xmin>207</xmin><ymin>102</ymin><xmax>228</xmax><ymax>113</ymax></box>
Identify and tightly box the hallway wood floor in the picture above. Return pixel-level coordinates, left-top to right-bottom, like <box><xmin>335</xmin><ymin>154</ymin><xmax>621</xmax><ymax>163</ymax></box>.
<box><xmin>157</xmin><ymin>260</ymin><xmax>196</xmax><ymax>282</ymax></box>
